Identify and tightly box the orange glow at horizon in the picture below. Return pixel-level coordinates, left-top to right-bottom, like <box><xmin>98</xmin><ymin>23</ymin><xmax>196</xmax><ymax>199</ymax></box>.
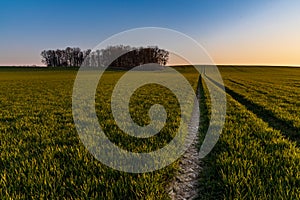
<box><xmin>168</xmin><ymin>1</ymin><xmax>300</xmax><ymax>67</ymax></box>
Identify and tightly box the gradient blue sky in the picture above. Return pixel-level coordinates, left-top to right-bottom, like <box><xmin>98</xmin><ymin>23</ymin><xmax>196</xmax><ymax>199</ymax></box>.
<box><xmin>1</xmin><ymin>0</ymin><xmax>300</xmax><ymax>66</ymax></box>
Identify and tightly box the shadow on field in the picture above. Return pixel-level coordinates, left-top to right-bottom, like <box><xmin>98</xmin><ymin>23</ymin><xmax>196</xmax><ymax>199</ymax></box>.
<box><xmin>196</xmin><ymin>75</ymin><xmax>224</xmax><ymax>200</ymax></box>
<box><xmin>205</xmin><ymin>75</ymin><xmax>300</xmax><ymax>145</ymax></box>
<box><xmin>227</xmin><ymin>88</ymin><xmax>300</xmax><ymax>142</ymax></box>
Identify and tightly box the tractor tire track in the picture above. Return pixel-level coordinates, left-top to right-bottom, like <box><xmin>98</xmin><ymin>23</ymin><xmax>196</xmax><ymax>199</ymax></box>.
<box><xmin>205</xmin><ymin>75</ymin><xmax>300</xmax><ymax>144</ymax></box>
<box><xmin>167</xmin><ymin>75</ymin><xmax>203</xmax><ymax>200</ymax></box>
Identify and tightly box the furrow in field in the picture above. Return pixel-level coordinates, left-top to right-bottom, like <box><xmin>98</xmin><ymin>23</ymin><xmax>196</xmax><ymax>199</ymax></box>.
<box><xmin>227</xmin><ymin>78</ymin><xmax>300</xmax><ymax>103</ymax></box>
<box><xmin>204</xmin><ymin>75</ymin><xmax>300</xmax><ymax>144</ymax></box>
<box><xmin>197</xmin><ymin>74</ymin><xmax>300</xmax><ymax>199</ymax></box>
<box><xmin>225</xmin><ymin>78</ymin><xmax>300</xmax><ymax>129</ymax></box>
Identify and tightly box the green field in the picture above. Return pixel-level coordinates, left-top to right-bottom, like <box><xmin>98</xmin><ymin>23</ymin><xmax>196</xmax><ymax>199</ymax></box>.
<box><xmin>199</xmin><ymin>66</ymin><xmax>300</xmax><ymax>199</ymax></box>
<box><xmin>0</xmin><ymin>66</ymin><xmax>300</xmax><ymax>199</ymax></box>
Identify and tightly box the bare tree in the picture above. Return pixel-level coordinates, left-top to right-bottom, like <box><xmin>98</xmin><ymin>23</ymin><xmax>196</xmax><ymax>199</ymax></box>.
<box><xmin>41</xmin><ymin>46</ymin><xmax>169</xmax><ymax>68</ymax></box>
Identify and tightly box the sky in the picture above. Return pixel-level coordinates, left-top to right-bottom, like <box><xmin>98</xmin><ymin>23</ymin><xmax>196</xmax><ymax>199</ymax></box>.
<box><xmin>0</xmin><ymin>0</ymin><xmax>300</xmax><ymax>66</ymax></box>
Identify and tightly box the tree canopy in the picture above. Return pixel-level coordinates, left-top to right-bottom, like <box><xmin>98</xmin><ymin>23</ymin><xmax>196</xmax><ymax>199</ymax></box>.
<box><xmin>41</xmin><ymin>46</ymin><xmax>169</xmax><ymax>69</ymax></box>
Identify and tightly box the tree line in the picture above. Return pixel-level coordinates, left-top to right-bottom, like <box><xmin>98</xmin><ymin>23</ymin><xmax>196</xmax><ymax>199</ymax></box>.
<box><xmin>41</xmin><ymin>46</ymin><xmax>169</xmax><ymax>69</ymax></box>
<box><xmin>41</xmin><ymin>47</ymin><xmax>90</xmax><ymax>67</ymax></box>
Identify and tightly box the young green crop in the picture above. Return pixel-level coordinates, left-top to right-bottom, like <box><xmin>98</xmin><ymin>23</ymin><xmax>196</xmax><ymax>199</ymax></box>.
<box><xmin>220</xmin><ymin>67</ymin><xmax>300</xmax><ymax>131</ymax></box>
<box><xmin>218</xmin><ymin>67</ymin><xmax>300</xmax><ymax>149</ymax></box>
<box><xmin>198</xmin><ymin>66</ymin><xmax>300</xmax><ymax>199</ymax></box>
<box><xmin>1</xmin><ymin>66</ymin><xmax>300</xmax><ymax>199</ymax></box>
<box><xmin>0</xmin><ymin>67</ymin><xmax>199</xmax><ymax>199</ymax></box>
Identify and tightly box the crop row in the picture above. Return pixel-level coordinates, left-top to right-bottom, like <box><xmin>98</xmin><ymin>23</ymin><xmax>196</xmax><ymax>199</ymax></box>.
<box><xmin>0</xmin><ymin>68</ymin><xmax>198</xmax><ymax>199</ymax></box>
<box><xmin>198</xmin><ymin>73</ymin><xmax>300</xmax><ymax>199</ymax></box>
<box><xmin>219</xmin><ymin>67</ymin><xmax>300</xmax><ymax>145</ymax></box>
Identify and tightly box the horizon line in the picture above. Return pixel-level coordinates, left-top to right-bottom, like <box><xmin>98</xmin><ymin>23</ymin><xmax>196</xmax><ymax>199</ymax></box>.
<box><xmin>1</xmin><ymin>64</ymin><xmax>300</xmax><ymax>68</ymax></box>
